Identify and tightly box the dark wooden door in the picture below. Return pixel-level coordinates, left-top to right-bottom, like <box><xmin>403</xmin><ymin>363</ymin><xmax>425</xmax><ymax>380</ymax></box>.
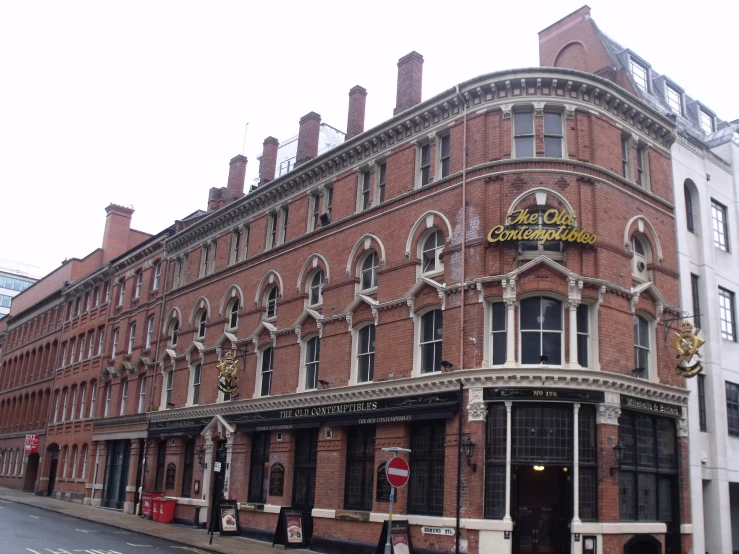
<box><xmin>292</xmin><ymin>428</ymin><xmax>318</xmax><ymax>541</ymax></box>
<box><xmin>518</xmin><ymin>506</ymin><xmax>556</xmax><ymax>554</ymax></box>
<box><xmin>47</xmin><ymin>449</ymin><xmax>58</xmax><ymax>496</ymax></box>
<box><xmin>209</xmin><ymin>443</ymin><xmax>226</xmax><ymax>531</ymax></box>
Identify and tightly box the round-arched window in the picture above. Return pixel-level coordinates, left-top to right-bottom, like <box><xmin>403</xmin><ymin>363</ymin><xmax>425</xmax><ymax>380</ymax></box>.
<box><xmin>309</xmin><ymin>270</ymin><xmax>324</xmax><ymax>307</ymax></box>
<box><xmin>266</xmin><ymin>286</ymin><xmax>279</xmax><ymax>319</ymax></box>
<box><xmin>422</xmin><ymin>229</ymin><xmax>445</xmax><ymax>274</ymax></box>
<box><xmin>360</xmin><ymin>251</ymin><xmax>379</xmax><ymax>291</ymax></box>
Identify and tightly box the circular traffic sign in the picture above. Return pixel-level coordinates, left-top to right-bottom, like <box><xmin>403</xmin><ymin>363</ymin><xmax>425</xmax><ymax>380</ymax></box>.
<box><xmin>386</xmin><ymin>457</ymin><xmax>410</xmax><ymax>488</ymax></box>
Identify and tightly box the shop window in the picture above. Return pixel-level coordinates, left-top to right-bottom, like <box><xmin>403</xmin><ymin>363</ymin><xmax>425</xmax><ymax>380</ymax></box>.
<box><xmin>357</xmin><ymin>324</ymin><xmax>376</xmax><ymax>383</ymax></box>
<box><xmin>408</xmin><ymin>420</ymin><xmax>445</xmax><ymax>516</ymax></box>
<box><xmin>359</xmin><ymin>250</ymin><xmax>379</xmax><ymax>292</ymax></box>
<box><xmin>420</xmin><ymin>309</ymin><xmax>443</xmax><ymax>374</ymax></box>
<box><xmin>344</xmin><ymin>426</ymin><xmax>375</xmax><ymax>511</ymax></box>
<box><xmin>577</xmin><ymin>304</ymin><xmax>590</xmax><ymax>368</ymax></box>
<box><xmin>514</xmin><ymin>110</ymin><xmax>534</xmax><ymax>158</ymax></box>
<box><xmin>181</xmin><ymin>440</ymin><xmax>195</xmax><ymax>498</ymax></box>
<box><xmin>420</xmin><ymin>229</ymin><xmax>445</xmax><ymax>275</ymax></box>
<box><xmin>484</xmin><ymin>403</ymin><xmax>507</xmax><ymax>519</ymax></box>
<box><xmin>520</xmin><ymin>297</ymin><xmax>563</xmax><ymax>365</ymax></box>
<box><xmin>259</xmin><ymin>347</ymin><xmax>273</xmax><ymax>397</ymax></box>
<box><xmin>248</xmin><ymin>432</ymin><xmax>271</xmax><ymax>503</ymax></box>
<box><xmin>308</xmin><ymin>270</ymin><xmax>324</xmax><ymax>307</ymax></box>
<box><xmin>634</xmin><ymin>315</ymin><xmax>651</xmax><ymax>376</ymax></box>
<box><xmin>490</xmin><ymin>302</ymin><xmax>506</xmax><ymax>366</ymax></box>
<box><xmin>543</xmin><ymin>112</ymin><xmax>563</xmax><ymax>158</ymax></box>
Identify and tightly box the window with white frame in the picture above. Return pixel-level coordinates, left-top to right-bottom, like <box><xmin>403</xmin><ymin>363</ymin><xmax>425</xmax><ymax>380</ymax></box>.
<box><xmin>265</xmin><ymin>286</ymin><xmax>279</xmax><ymax>319</ymax></box>
<box><xmin>84</xmin><ymin>292</ymin><xmax>90</xmax><ymax>312</ymax></box>
<box><xmin>520</xmin><ymin>297</ymin><xmax>563</xmax><ymax>365</ymax></box>
<box><xmin>119</xmin><ymin>380</ymin><xmax>128</xmax><ymax>416</ymax></box>
<box><xmin>630</xmin><ymin>234</ymin><xmax>650</xmax><ymax>281</ymax></box>
<box><xmin>280</xmin><ymin>207</ymin><xmax>289</xmax><ymax>244</ymax></box>
<box><xmin>134</xmin><ymin>272</ymin><xmax>143</xmax><ymax>299</ymax></box>
<box><xmin>70</xmin><ymin>446</ymin><xmax>78</xmax><ymax>479</ymax></box>
<box><xmin>378</xmin><ymin>162</ymin><xmax>387</xmax><ymax>204</ymax></box>
<box><xmin>138</xmin><ymin>376</ymin><xmax>147</xmax><ymax>413</ymax></box>
<box><xmin>118</xmin><ymin>280</ymin><xmax>125</xmax><ymax>306</ymax></box>
<box><xmin>490</xmin><ymin>302</ymin><xmax>506</xmax><ymax>366</ymax></box>
<box><xmin>165</xmin><ymin>370</ymin><xmax>173</xmax><ymax>407</ymax></box>
<box><xmin>630</xmin><ymin>59</ymin><xmax>648</xmax><ymax>90</ymax></box>
<box><xmin>70</xmin><ymin>387</ymin><xmax>78</xmax><ymax>421</ymax></box>
<box><xmin>104</xmin><ymin>384</ymin><xmax>111</xmax><ymax>417</ymax></box>
<box><xmin>104</xmin><ymin>282</ymin><xmax>111</xmax><ymax>303</ymax></box>
<box><xmin>421</xmin><ymin>229</ymin><xmax>445</xmax><ymax>275</ymax></box>
<box><xmin>420</xmin><ymin>143</ymin><xmax>431</xmax><ymax>186</ymax></box>
<box><xmin>325</xmin><ymin>186</ymin><xmax>334</xmax><ymax>222</ymax></box>
<box><xmin>81</xmin><ymin>445</ymin><xmax>88</xmax><ymax>481</ymax></box>
<box><xmin>308</xmin><ymin>270</ymin><xmax>324</xmax><ymax>307</ymax></box>
<box><xmin>439</xmin><ymin>134</ymin><xmax>451</xmax><ymax>178</ymax></box>
<box><xmin>199</xmin><ymin>243</ymin><xmax>210</xmax><ymax>277</ymax></box>
<box><xmin>636</xmin><ymin>146</ymin><xmax>647</xmax><ymax>187</ymax></box>
<box><xmin>227</xmin><ymin>300</ymin><xmax>239</xmax><ymax>330</ymax></box>
<box><xmin>231</xmin><ymin>229</ymin><xmax>241</xmax><ymax>264</ymax></box>
<box><xmin>62</xmin><ymin>389</ymin><xmax>69</xmax><ymax>422</ymax></box>
<box><xmin>70</xmin><ymin>339</ymin><xmax>76</xmax><ymax>364</ymax></box>
<box><xmin>169</xmin><ymin>320</ymin><xmax>179</xmax><ymax>346</ymax></box>
<box><xmin>146</xmin><ymin>316</ymin><xmax>155</xmax><ymax>349</ymax></box>
<box><xmin>303</xmin><ymin>337</ymin><xmax>320</xmax><ymax>390</ymax></box>
<box><xmin>719</xmin><ymin>287</ymin><xmax>737</xmax><ymax>342</ymax></box>
<box><xmin>89</xmin><ymin>382</ymin><xmax>97</xmax><ymax>418</ymax></box>
<box><xmin>61</xmin><ymin>343</ymin><xmax>68</xmax><ymax>367</ymax></box>
<box><xmin>87</xmin><ymin>331</ymin><xmax>95</xmax><ymax>359</ymax></box>
<box><xmin>259</xmin><ymin>347</ymin><xmax>273</xmax><ymax>397</ymax></box>
<box><xmin>518</xmin><ymin>208</ymin><xmax>564</xmax><ymax>260</ymax></box>
<box><xmin>359</xmin><ymin>170</ymin><xmax>371</xmax><ymax>211</ymax></box>
<box><xmin>197</xmin><ymin>310</ymin><xmax>207</xmax><ymax>340</ymax></box>
<box><xmin>127</xmin><ymin>323</ymin><xmax>136</xmax><ymax>355</ymax></box>
<box><xmin>153</xmin><ymin>263</ymin><xmax>161</xmax><ymax>290</ymax></box>
<box><xmin>543</xmin><ymin>112</ymin><xmax>563</xmax><ymax>158</ymax></box>
<box><xmin>97</xmin><ymin>328</ymin><xmax>105</xmax><ymax>356</ymax></box>
<box><xmin>514</xmin><ymin>110</ymin><xmax>534</xmax><ymax>158</ymax></box>
<box><xmin>79</xmin><ymin>384</ymin><xmax>87</xmax><ymax>419</ymax></box>
<box><xmin>700</xmin><ymin>108</ymin><xmax>715</xmax><ymax>134</ymax></box>
<box><xmin>666</xmin><ymin>85</ymin><xmax>682</xmax><ymax>114</ymax></box>
<box><xmin>357</xmin><ymin>324</ymin><xmax>375</xmax><ymax>383</ymax></box>
<box><xmin>360</xmin><ymin>251</ymin><xmax>379</xmax><ymax>291</ymax></box>
<box><xmin>78</xmin><ymin>336</ymin><xmax>85</xmax><ymax>362</ymax></box>
<box><xmin>191</xmin><ymin>363</ymin><xmax>202</xmax><ymax>406</ymax></box>
<box><xmin>310</xmin><ymin>193</ymin><xmax>321</xmax><ymax>231</ymax></box>
<box><xmin>634</xmin><ymin>315</ymin><xmax>650</xmax><ymax>375</ymax></box>
<box><xmin>420</xmin><ymin>309</ymin><xmax>443</xmax><ymax>374</ymax></box>
<box><xmin>711</xmin><ymin>200</ymin><xmax>729</xmax><ymax>251</ymax></box>
<box><xmin>267</xmin><ymin>213</ymin><xmax>278</xmax><ymax>249</ymax></box>
<box><xmin>94</xmin><ymin>286</ymin><xmax>100</xmax><ymax>307</ymax></box>
<box><xmin>577</xmin><ymin>304</ymin><xmax>590</xmax><ymax>368</ymax></box>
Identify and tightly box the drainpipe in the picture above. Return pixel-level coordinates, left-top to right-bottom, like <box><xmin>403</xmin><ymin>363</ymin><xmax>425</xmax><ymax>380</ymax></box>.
<box><xmin>454</xmin><ymin>84</ymin><xmax>469</xmax><ymax>554</ymax></box>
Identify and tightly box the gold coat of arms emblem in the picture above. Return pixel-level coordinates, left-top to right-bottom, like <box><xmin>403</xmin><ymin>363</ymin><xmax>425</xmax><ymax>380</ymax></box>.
<box><xmin>675</xmin><ymin>320</ymin><xmax>705</xmax><ymax>377</ymax></box>
<box><xmin>217</xmin><ymin>350</ymin><xmax>240</xmax><ymax>399</ymax></box>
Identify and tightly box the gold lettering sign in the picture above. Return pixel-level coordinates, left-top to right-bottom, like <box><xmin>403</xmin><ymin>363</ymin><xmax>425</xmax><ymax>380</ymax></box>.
<box><xmin>487</xmin><ymin>208</ymin><xmax>597</xmax><ymax>246</ymax></box>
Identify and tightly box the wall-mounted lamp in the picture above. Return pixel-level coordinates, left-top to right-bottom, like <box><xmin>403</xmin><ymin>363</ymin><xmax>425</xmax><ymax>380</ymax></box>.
<box><xmin>196</xmin><ymin>446</ymin><xmax>207</xmax><ymax>469</ymax></box>
<box><xmin>462</xmin><ymin>436</ymin><xmax>476</xmax><ymax>472</ymax></box>
<box><xmin>610</xmin><ymin>442</ymin><xmax>625</xmax><ymax>476</ymax></box>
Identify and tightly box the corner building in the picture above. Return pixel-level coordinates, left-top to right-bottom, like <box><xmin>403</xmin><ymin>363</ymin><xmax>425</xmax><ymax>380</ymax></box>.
<box><xmin>101</xmin><ymin>56</ymin><xmax>692</xmax><ymax>554</ymax></box>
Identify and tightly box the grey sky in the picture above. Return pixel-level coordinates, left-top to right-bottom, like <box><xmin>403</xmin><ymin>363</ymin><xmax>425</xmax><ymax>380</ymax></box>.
<box><xmin>1</xmin><ymin>0</ymin><xmax>735</xmax><ymax>276</ymax></box>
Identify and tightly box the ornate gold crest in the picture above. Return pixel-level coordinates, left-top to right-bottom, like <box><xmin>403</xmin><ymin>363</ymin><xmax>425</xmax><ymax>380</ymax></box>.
<box><xmin>675</xmin><ymin>320</ymin><xmax>705</xmax><ymax>377</ymax></box>
<box><xmin>217</xmin><ymin>350</ymin><xmax>240</xmax><ymax>398</ymax></box>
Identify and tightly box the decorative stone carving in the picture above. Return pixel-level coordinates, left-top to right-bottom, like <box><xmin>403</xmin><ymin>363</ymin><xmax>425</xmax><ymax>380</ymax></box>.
<box><xmin>565</xmin><ymin>105</ymin><xmax>575</xmax><ymax>119</ymax></box>
<box><xmin>502</xmin><ymin>104</ymin><xmax>512</xmax><ymax>119</ymax></box>
<box><xmin>597</xmin><ymin>285</ymin><xmax>606</xmax><ymax>305</ymax></box>
<box><xmin>597</xmin><ymin>404</ymin><xmax>621</xmax><ymax>426</ymax></box>
<box><xmin>677</xmin><ymin>416</ymin><xmax>689</xmax><ymax>437</ymax></box>
<box><xmin>534</xmin><ymin>102</ymin><xmax>545</xmax><ymax>117</ymax></box>
<box><xmin>468</xmin><ymin>388</ymin><xmax>486</xmax><ymax>422</ymax></box>
<box><xmin>630</xmin><ymin>294</ymin><xmax>640</xmax><ymax>314</ymax></box>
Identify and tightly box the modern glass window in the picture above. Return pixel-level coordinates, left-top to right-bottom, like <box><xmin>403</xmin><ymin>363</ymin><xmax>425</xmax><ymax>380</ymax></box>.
<box><xmin>719</xmin><ymin>287</ymin><xmax>737</xmax><ymax>341</ymax></box>
<box><xmin>248</xmin><ymin>432</ymin><xmax>271</xmax><ymax>503</ymax></box>
<box><xmin>577</xmin><ymin>304</ymin><xmax>589</xmax><ymax>368</ymax></box>
<box><xmin>514</xmin><ymin>110</ymin><xmax>534</xmax><ymax>158</ymax></box>
<box><xmin>260</xmin><ymin>348</ymin><xmax>273</xmax><ymax>396</ymax></box>
<box><xmin>422</xmin><ymin>229</ymin><xmax>444</xmax><ymax>274</ymax></box>
<box><xmin>118</xmin><ymin>280</ymin><xmax>125</xmax><ymax>306</ymax></box>
<box><xmin>711</xmin><ymin>200</ymin><xmax>729</xmax><ymax>251</ymax></box>
<box><xmin>700</xmin><ymin>109</ymin><xmax>714</xmax><ymax>134</ymax></box>
<box><xmin>146</xmin><ymin>316</ymin><xmax>155</xmax><ymax>349</ymax></box>
<box><xmin>229</xmin><ymin>301</ymin><xmax>239</xmax><ymax>329</ymax></box>
<box><xmin>697</xmin><ymin>374</ymin><xmax>707</xmax><ymax>432</ymax></box>
<box><xmin>630</xmin><ymin>59</ymin><xmax>648</xmax><ymax>90</ymax></box>
<box><xmin>134</xmin><ymin>273</ymin><xmax>143</xmax><ymax>299</ymax></box>
<box><xmin>112</xmin><ymin>329</ymin><xmax>119</xmax><ymax>357</ymax></box>
<box><xmin>304</xmin><ymin>337</ymin><xmax>320</xmax><ymax>390</ymax></box>
<box><xmin>360</xmin><ymin>251</ymin><xmax>379</xmax><ymax>291</ymax></box>
<box><xmin>138</xmin><ymin>376</ymin><xmax>147</xmax><ymax>413</ymax></box>
<box><xmin>197</xmin><ymin>311</ymin><xmax>207</xmax><ymax>339</ymax></box>
<box><xmin>127</xmin><ymin>323</ymin><xmax>136</xmax><ymax>355</ymax></box>
<box><xmin>543</xmin><ymin>112</ymin><xmax>563</xmax><ymax>158</ymax></box>
<box><xmin>309</xmin><ymin>270</ymin><xmax>324</xmax><ymax>307</ymax></box>
<box><xmin>192</xmin><ymin>363</ymin><xmax>201</xmax><ymax>405</ymax></box>
<box><xmin>634</xmin><ymin>315</ymin><xmax>650</xmax><ymax>375</ymax></box>
<box><xmin>420</xmin><ymin>144</ymin><xmax>431</xmax><ymax>186</ymax></box>
<box><xmin>684</xmin><ymin>184</ymin><xmax>694</xmax><ymax>234</ymax></box>
<box><xmin>266</xmin><ymin>286</ymin><xmax>279</xmax><ymax>319</ymax></box>
<box><xmin>408</xmin><ymin>420</ymin><xmax>445</xmax><ymax>516</ymax></box>
<box><xmin>344</xmin><ymin>425</ymin><xmax>375</xmax><ymax>511</ymax></box>
<box><xmin>727</xmin><ymin>381</ymin><xmax>739</xmax><ymax>436</ymax></box>
<box><xmin>666</xmin><ymin>85</ymin><xmax>682</xmax><ymax>113</ymax></box>
<box><xmin>490</xmin><ymin>302</ymin><xmax>506</xmax><ymax>366</ymax></box>
<box><xmin>520</xmin><ymin>297</ymin><xmax>562</xmax><ymax>365</ymax></box>
<box><xmin>420</xmin><ymin>309</ymin><xmax>443</xmax><ymax>374</ymax></box>
<box><xmin>153</xmin><ymin>263</ymin><xmax>161</xmax><ymax>290</ymax></box>
<box><xmin>378</xmin><ymin>162</ymin><xmax>386</xmax><ymax>203</ymax></box>
<box><xmin>360</xmin><ymin>171</ymin><xmax>371</xmax><ymax>210</ymax></box>
<box><xmin>119</xmin><ymin>380</ymin><xmax>128</xmax><ymax>416</ymax></box>
<box><xmin>181</xmin><ymin>440</ymin><xmax>195</xmax><ymax>498</ymax></box>
<box><xmin>440</xmin><ymin>135</ymin><xmax>451</xmax><ymax>177</ymax></box>
<box><xmin>618</xmin><ymin>413</ymin><xmax>677</xmax><ymax>523</ymax></box>
<box><xmin>165</xmin><ymin>370</ymin><xmax>173</xmax><ymax>407</ymax></box>
<box><xmin>357</xmin><ymin>325</ymin><xmax>375</xmax><ymax>383</ymax></box>
<box><xmin>691</xmin><ymin>274</ymin><xmax>702</xmax><ymax>330</ymax></box>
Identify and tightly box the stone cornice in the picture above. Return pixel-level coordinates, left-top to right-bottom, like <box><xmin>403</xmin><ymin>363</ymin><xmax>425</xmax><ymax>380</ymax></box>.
<box><xmin>5</xmin><ymin>294</ymin><xmax>64</xmax><ymax>330</ymax></box>
<box><xmin>110</xmin><ymin>236</ymin><xmax>169</xmax><ymax>275</ymax></box>
<box><xmin>164</xmin><ymin>68</ymin><xmax>676</xmax><ymax>257</ymax></box>
<box><xmin>63</xmin><ymin>266</ymin><xmax>112</xmax><ymax>297</ymax></box>
<box><xmin>93</xmin><ymin>413</ymin><xmax>149</xmax><ymax>429</ymax></box>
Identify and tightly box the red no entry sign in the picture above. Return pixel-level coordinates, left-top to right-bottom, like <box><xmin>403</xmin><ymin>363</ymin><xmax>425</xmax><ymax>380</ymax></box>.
<box><xmin>386</xmin><ymin>457</ymin><xmax>410</xmax><ymax>488</ymax></box>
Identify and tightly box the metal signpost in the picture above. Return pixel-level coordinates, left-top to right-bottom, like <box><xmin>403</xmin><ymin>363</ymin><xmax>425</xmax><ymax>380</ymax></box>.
<box><xmin>381</xmin><ymin>447</ymin><xmax>412</xmax><ymax>554</ymax></box>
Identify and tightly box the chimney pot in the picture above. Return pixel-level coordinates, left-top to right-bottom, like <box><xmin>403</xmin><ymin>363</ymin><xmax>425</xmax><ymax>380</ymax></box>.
<box><xmin>259</xmin><ymin>137</ymin><xmax>279</xmax><ymax>185</ymax></box>
<box><xmin>226</xmin><ymin>154</ymin><xmax>247</xmax><ymax>200</ymax></box>
<box><xmin>394</xmin><ymin>51</ymin><xmax>424</xmax><ymax>116</ymax></box>
<box><xmin>296</xmin><ymin>112</ymin><xmax>321</xmax><ymax>167</ymax></box>
<box><xmin>102</xmin><ymin>203</ymin><xmax>135</xmax><ymax>262</ymax></box>
<box><xmin>346</xmin><ymin>85</ymin><xmax>368</xmax><ymax>140</ymax></box>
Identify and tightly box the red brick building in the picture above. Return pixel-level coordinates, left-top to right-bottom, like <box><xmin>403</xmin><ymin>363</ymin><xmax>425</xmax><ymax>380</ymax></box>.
<box><xmin>1</xmin><ymin>40</ymin><xmax>690</xmax><ymax>554</ymax></box>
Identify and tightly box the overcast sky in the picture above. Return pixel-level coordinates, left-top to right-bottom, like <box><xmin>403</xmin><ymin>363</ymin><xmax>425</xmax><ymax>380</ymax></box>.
<box><xmin>1</xmin><ymin>0</ymin><xmax>736</xmax><ymax>277</ymax></box>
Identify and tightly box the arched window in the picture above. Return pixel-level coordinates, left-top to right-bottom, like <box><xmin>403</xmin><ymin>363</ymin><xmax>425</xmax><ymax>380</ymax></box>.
<box><xmin>197</xmin><ymin>311</ymin><xmax>207</xmax><ymax>339</ymax></box>
<box><xmin>357</xmin><ymin>324</ymin><xmax>376</xmax><ymax>383</ymax></box>
<box><xmin>520</xmin><ymin>297</ymin><xmax>563</xmax><ymax>365</ymax></box>
<box><xmin>360</xmin><ymin>251</ymin><xmax>379</xmax><ymax>291</ymax></box>
<box><xmin>518</xmin><ymin>208</ymin><xmax>563</xmax><ymax>260</ymax></box>
<box><xmin>259</xmin><ymin>347</ymin><xmax>273</xmax><ymax>397</ymax></box>
<box><xmin>634</xmin><ymin>315</ymin><xmax>650</xmax><ymax>377</ymax></box>
<box><xmin>420</xmin><ymin>309</ymin><xmax>443</xmax><ymax>374</ymax></box>
<box><xmin>227</xmin><ymin>300</ymin><xmax>239</xmax><ymax>330</ymax></box>
<box><xmin>421</xmin><ymin>229</ymin><xmax>445</xmax><ymax>275</ymax></box>
<box><xmin>309</xmin><ymin>270</ymin><xmax>324</xmax><ymax>307</ymax></box>
<box><xmin>304</xmin><ymin>337</ymin><xmax>320</xmax><ymax>390</ymax></box>
<box><xmin>266</xmin><ymin>286</ymin><xmax>279</xmax><ymax>319</ymax></box>
<box><xmin>630</xmin><ymin>234</ymin><xmax>650</xmax><ymax>281</ymax></box>
<box><xmin>169</xmin><ymin>320</ymin><xmax>179</xmax><ymax>346</ymax></box>
<box><xmin>684</xmin><ymin>183</ymin><xmax>694</xmax><ymax>234</ymax></box>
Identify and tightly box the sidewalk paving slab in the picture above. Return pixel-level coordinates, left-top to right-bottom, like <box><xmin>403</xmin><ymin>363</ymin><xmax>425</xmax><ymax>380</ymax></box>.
<box><xmin>0</xmin><ymin>487</ymin><xmax>309</xmax><ymax>554</ymax></box>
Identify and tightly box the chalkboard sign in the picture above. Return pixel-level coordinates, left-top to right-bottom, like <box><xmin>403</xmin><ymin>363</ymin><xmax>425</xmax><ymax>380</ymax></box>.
<box><xmin>376</xmin><ymin>462</ymin><xmax>391</xmax><ymax>502</ymax></box>
<box><xmin>219</xmin><ymin>500</ymin><xmax>240</xmax><ymax>536</ymax></box>
<box><xmin>375</xmin><ymin>520</ymin><xmax>414</xmax><ymax>554</ymax></box>
<box><xmin>165</xmin><ymin>463</ymin><xmax>176</xmax><ymax>489</ymax></box>
<box><xmin>269</xmin><ymin>463</ymin><xmax>285</xmax><ymax>497</ymax></box>
<box><xmin>273</xmin><ymin>507</ymin><xmax>306</xmax><ymax>548</ymax></box>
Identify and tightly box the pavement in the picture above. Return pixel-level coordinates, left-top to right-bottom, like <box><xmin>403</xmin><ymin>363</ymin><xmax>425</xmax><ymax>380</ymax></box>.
<box><xmin>0</xmin><ymin>487</ymin><xmax>309</xmax><ymax>554</ymax></box>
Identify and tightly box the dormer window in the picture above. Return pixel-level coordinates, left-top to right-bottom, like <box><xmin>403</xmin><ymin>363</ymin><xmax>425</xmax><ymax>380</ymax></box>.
<box><xmin>630</xmin><ymin>59</ymin><xmax>648</xmax><ymax>91</ymax></box>
<box><xmin>700</xmin><ymin>108</ymin><xmax>715</xmax><ymax>134</ymax></box>
<box><xmin>666</xmin><ymin>85</ymin><xmax>683</xmax><ymax>114</ymax></box>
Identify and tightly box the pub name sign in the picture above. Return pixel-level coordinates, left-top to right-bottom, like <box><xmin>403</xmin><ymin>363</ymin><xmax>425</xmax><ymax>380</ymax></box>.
<box><xmin>487</xmin><ymin>208</ymin><xmax>597</xmax><ymax>246</ymax></box>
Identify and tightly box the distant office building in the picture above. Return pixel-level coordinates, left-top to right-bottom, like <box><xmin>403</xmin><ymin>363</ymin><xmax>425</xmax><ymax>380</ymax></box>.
<box><xmin>0</xmin><ymin>259</ymin><xmax>41</xmax><ymax>315</ymax></box>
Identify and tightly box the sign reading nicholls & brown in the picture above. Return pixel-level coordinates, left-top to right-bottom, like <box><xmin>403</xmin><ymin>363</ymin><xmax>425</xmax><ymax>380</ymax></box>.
<box><xmin>487</xmin><ymin>208</ymin><xmax>597</xmax><ymax>245</ymax></box>
<box><xmin>620</xmin><ymin>394</ymin><xmax>682</xmax><ymax>417</ymax></box>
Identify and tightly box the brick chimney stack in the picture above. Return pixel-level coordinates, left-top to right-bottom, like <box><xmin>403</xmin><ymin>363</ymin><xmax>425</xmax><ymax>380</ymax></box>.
<box><xmin>296</xmin><ymin>112</ymin><xmax>321</xmax><ymax>167</ymax></box>
<box><xmin>259</xmin><ymin>137</ymin><xmax>279</xmax><ymax>185</ymax></box>
<box><xmin>226</xmin><ymin>154</ymin><xmax>247</xmax><ymax>199</ymax></box>
<box><xmin>102</xmin><ymin>203</ymin><xmax>134</xmax><ymax>262</ymax></box>
<box><xmin>394</xmin><ymin>51</ymin><xmax>424</xmax><ymax>116</ymax></box>
<box><xmin>346</xmin><ymin>85</ymin><xmax>367</xmax><ymax>140</ymax></box>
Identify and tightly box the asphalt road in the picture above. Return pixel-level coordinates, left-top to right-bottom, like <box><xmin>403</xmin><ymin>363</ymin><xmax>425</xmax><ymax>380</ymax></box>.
<box><xmin>0</xmin><ymin>499</ymin><xmax>216</xmax><ymax>554</ymax></box>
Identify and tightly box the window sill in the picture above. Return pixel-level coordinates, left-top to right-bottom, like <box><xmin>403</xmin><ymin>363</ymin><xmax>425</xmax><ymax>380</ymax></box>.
<box><xmin>359</xmin><ymin>287</ymin><xmax>378</xmax><ymax>295</ymax></box>
<box><xmin>421</xmin><ymin>269</ymin><xmax>444</xmax><ymax>279</ymax></box>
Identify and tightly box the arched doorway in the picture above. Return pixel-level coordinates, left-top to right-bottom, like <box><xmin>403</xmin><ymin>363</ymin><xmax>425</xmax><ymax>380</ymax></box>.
<box><xmin>624</xmin><ymin>535</ymin><xmax>661</xmax><ymax>554</ymax></box>
<box><xmin>46</xmin><ymin>446</ymin><xmax>59</xmax><ymax>496</ymax></box>
<box><xmin>23</xmin><ymin>453</ymin><xmax>40</xmax><ymax>492</ymax></box>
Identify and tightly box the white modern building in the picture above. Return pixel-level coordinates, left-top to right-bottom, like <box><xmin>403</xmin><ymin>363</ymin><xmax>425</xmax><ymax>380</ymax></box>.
<box><xmin>0</xmin><ymin>259</ymin><xmax>41</xmax><ymax>316</ymax></box>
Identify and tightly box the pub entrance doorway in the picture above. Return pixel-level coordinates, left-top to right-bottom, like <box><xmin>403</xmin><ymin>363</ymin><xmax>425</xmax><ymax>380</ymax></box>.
<box><xmin>292</xmin><ymin>428</ymin><xmax>318</xmax><ymax>542</ymax></box>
